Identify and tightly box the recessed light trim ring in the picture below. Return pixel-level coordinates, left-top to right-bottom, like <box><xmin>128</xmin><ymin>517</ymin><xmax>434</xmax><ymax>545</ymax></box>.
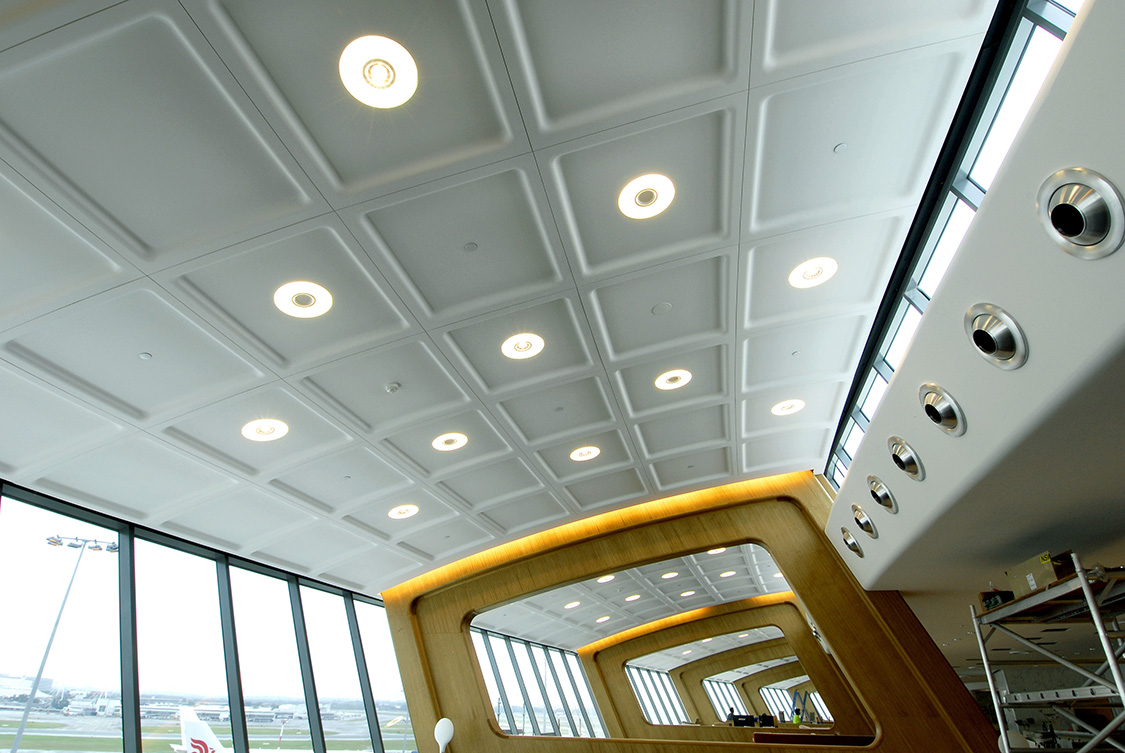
<box><xmin>888</xmin><ymin>436</ymin><xmax>924</xmax><ymax>481</ymax></box>
<box><xmin>1037</xmin><ymin>167</ymin><xmax>1124</xmax><ymax>258</ymax></box>
<box><xmin>432</xmin><ymin>432</ymin><xmax>468</xmax><ymax>451</ymax></box>
<box><xmin>274</xmin><ymin>281</ymin><xmax>333</xmax><ymax>318</ymax></box>
<box><xmin>918</xmin><ymin>383</ymin><xmax>966</xmax><ymax>436</ymax></box>
<box><xmin>654</xmin><ymin>369</ymin><xmax>692</xmax><ymax>391</ymax></box>
<box><xmin>841</xmin><ymin>527</ymin><xmax>863</xmax><ymax>558</ymax></box>
<box><xmin>501</xmin><ymin>332</ymin><xmax>545</xmax><ymax>360</ymax></box>
<box><xmin>241</xmin><ymin>418</ymin><xmax>288</xmax><ymax>442</ymax></box>
<box><xmin>867</xmin><ymin>475</ymin><xmax>897</xmax><ymax>513</ymax></box>
<box><xmin>964</xmin><ymin>303</ymin><xmax>1028</xmax><ymax>369</ymax></box>
<box><xmin>340</xmin><ymin>35</ymin><xmax>418</xmax><ymax>109</ymax></box>
<box><xmin>788</xmin><ymin>257</ymin><xmax>839</xmax><ymax>288</ymax></box>
<box><xmin>851</xmin><ymin>504</ymin><xmax>876</xmax><ymax>539</ymax></box>
<box><xmin>618</xmin><ymin>174</ymin><xmax>675</xmax><ymax>219</ymax></box>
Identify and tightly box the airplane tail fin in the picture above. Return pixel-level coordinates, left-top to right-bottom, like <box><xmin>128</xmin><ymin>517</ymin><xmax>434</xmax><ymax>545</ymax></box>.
<box><xmin>179</xmin><ymin>707</ymin><xmax>226</xmax><ymax>753</ymax></box>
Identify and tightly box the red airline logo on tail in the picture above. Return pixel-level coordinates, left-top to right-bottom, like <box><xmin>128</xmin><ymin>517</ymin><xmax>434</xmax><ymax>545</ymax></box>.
<box><xmin>189</xmin><ymin>738</ymin><xmax>211</xmax><ymax>753</ymax></box>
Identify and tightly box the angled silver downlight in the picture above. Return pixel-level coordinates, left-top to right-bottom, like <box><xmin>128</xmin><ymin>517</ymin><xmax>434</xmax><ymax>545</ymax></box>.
<box><xmin>841</xmin><ymin>527</ymin><xmax>863</xmax><ymax>557</ymax></box>
<box><xmin>851</xmin><ymin>505</ymin><xmax>876</xmax><ymax>538</ymax></box>
<box><xmin>919</xmin><ymin>383</ymin><xmax>966</xmax><ymax>436</ymax></box>
<box><xmin>867</xmin><ymin>475</ymin><xmax>897</xmax><ymax>513</ymax></box>
<box><xmin>888</xmin><ymin>436</ymin><xmax>924</xmax><ymax>481</ymax></box>
<box><xmin>1037</xmin><ymin>167</ymin><xmax>1125</xmax><ymax>259</ymax></box>
<box><xmin>964</xmin><ymin>303</ymin><xmax>1028</xmax><ymax>370</ymax></box>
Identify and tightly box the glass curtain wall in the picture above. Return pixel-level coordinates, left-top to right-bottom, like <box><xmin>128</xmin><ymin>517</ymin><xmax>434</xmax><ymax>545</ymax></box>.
<box><xmin>623</xmin><ymin>666</ymin><xmax>689</xmax><ymax>725</ymax></box>
<box><xmin>468</xmin><ymin>627</ymin><xmax>606</xmax><ymax>738</ymax></box>
<box><xmin>701</xmin><ymin>678</ymin><xmax>747</xmax><ymax>720</ymax></box>
<box><xmin>0</xmin><ymin>484</ymin><xmax>408</xmax><ymax>753</ymax></box>
<box><xmin>828</xmin><ymin>0</ymin><xmax>1082</xmax><ymax>487</ymax></box>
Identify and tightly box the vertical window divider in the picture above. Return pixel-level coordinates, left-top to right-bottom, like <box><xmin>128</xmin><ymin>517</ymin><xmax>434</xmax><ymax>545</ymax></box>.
<box><xmin>289</xmin><ymin>581</ymin><xmax>327</xmax><ymax>753</ymax></box>
<box><xmin>543</xmin><ymin>646</ymin><xmax>578</xmax><ymax>734</ymax></box>
<box><xmin>503</xmin><ymin>639</ymin><xmax>541</xmax><ymax>735</ymax></box>
<box><xmin>344</xmin><ymin>593</ymin><xmax>387</xmax><ymax>753</ymax></box>
<box><xmin>481</xmin><ymin>632</ymin><xmax>518</xmax><ymax>733</ymax></box>
<box><xmin>216</xmin><ymin>557</ymin><xmax>249</xmax><ymax>753</ymax></box>
<box><xmin>521</xmin><ymin>641</ymin><xmax>559</xmax><ymax>736</ymax></box>
<box><xmin>560</xmin><ymin>653</ymin><xmax>595</xmax><ymax>734</ymax></box>
<box><xmin>118</xmin><ymin>524</ymin><xmax>141</xmax><ymax>753</ymax></box>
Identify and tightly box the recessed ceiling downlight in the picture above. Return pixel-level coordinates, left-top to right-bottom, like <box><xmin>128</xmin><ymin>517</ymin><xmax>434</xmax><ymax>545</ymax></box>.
<box><xmin>661</xmin><ymin>572</ymin><xmax>678</xmax><ymax>580</ymax></box>
<box><xmin>771</xmin><ymin>399</ymin><xmax>805</xmax><ymax>416</ymax></box>
<box><xmin>597</xmin><ymin>574</ymin><xmax>615</xmax><ymax>584</ymax></box>
<box><xmin>625</xmin><ymin>594</ymin><xmax>640</xmax><ymax>602</ymax></box>
<box><xmin>788</xmin><ymin>257</ymin><xmax>839</xmax><ymax>288</ymax></box>
<box><xmin>501</xmin><ymin>332</ymin><xmax>545</xmax><ymax>360</ymax></box>
<box><xmin>564</xmin><ymin>601</ymin><xmax>581</xmax><ymax>610</ymax></box>
<box><xmin>707</xmin><ymin>547</ymin><xmax>726</xmax><ymax>555</ymax></box>
<box><xmin>274</xmin><ymin>281</ymin><xmax>333</xmax><ymax>318</ymax></box>
<box><xmin>618</xmin><ymin>173</ymin><xmax>675</xmax><ymax>219</ymax></box>
<box><xmin>570</xmin><ymin>446</ymin><xmax>601</xmax><ymax>462</ymax></box>
<box><xmin>241</xmin><ymin>418</ymin><xmax>288</xmax><ymax>442</ymax></box>
<box><xmin>719</xmin><ymin>570</ymin><xmax>736</xmax><ymax>578</ymax></box>
<box><xmin>654</xmin><ymin>369</ymin><xmax>692</xmax><ymax>391</ymax></box>
<box><xmin>680</xmin><ymin>590</ymin><xmax>696</xmax><ymax>597</ymax></box>
<box><xmin>339</xmin><ymin>35</ymin><xmax>418</xmax><ymax>109</ymax></box>
<box><xmin>596</xmin><ymin>616</ymin><xmax>610</xmax><ymax>624</ymax></box>
<box><xmin>431</xmin><ymin>432</ymin><xmax>468</xmax><ymax>451</ymax></box>
<box><xmin>387</xmin><ymin>504</ymin><xmax>419</xmax><ymax>520</ymax></box>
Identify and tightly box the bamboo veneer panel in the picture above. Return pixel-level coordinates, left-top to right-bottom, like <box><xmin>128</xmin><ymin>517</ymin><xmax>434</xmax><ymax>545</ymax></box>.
<box><xmin>382</xmin><ymin>471</ymin><xmax>996</xmax><ymax>753</ymax></box>
<box><xmin>669</xmin><ymin>638</ymin><xmax>794</xmax><ymax>722</ymax></box>
<box><xmin>737</xmin><ymin>664</ymin><xmax>811</xmax><ymax>716</ymax></box>
<box><xmin>579</xmin><ymin>597</ymin><xmax>868</xmax><ymax>735</ymax></box>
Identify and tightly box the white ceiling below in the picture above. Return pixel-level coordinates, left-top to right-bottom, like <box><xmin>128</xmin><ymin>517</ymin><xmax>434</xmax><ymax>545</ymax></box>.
<box><xmin>0</xmin><ymin>0</ymin><xmax>996</xmax><ymax>596</ymax></box>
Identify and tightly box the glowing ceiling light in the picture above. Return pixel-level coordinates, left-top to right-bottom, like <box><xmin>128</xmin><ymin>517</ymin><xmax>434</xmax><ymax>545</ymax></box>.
<box><xmin>701</xmin><ymin>638</ymin><xmax>712</xmax><ymax>643</ymax></box>
<box><xmin>564</xmin><ymin>601</ymin><xmax>581</xmax><ymax>610</ymax></box>
<box><xmin>681</xmin><ymin>649</ymin><xmax>692</xmax><ymax>655</ymax></box>
<box><xmin>339</xmin><ymin>35</ymin><xmax>418</xmax><ymax>109</ymax></box>
<box><xmin>501</xmin><ymin>332</ymin><xmax>545</xmax><ymax>360</ymax></box>
<box><xmin>431</xmin><ymin>432</ymin><xmax>468</xmax><ymax>451</ymax></box>
<box><xmin>241</xmin><ymin>418</ymin><xmax>289</xmax><ymax>442</ymax></box>
<box><xmin>597</xmin><ymin>574</ymin><xmax>615</xmax><ymax>584</ymax></box>
<box><xmin>625</xmin><ymin>594</ymin><xmax>640</xmax><ymax>602</ymax></box>
<box><xmin>387</xmin><ymin>504</ymin><xmax>419</xmax><ymax>520</ymax></box>
<box><xmin>771</xmin><ymin>399</ymin><xmax>806</xmax><ymax>416</ymax></box>
<box><xmin>773</xmin><ymin>572</ymin><xmax>785</xmax><ymax>578</ymax></box>
<box><xmin>661</xmin><ymin>572</ymin><xmax>678</xmax><ymax>580</ymax></box>
<box><xmin>618</xmin><ymin>173</ymin><xmax>675</xmax><ymax>219</ymax></box>
<box><xmin>707</xmin><ymin>547</ymin><xmax>726</xmax><ymax>555</ymax></box>
<box><xmin>654</xmin><ymin>369</ymin><xmax>692</xmax><ymax>391</ymax></box>
<box><xmin>719</xmin><ymin>570</ymin><xmax>736</xmax><ymax>578</ymax></box>
<box><xmin>680</xmin><ymin>590</ymin><xmax>696</xmax><ymax>597</ymax></box>
<box><xmin>570</xmin><ymin>446</ymin><xmax>601</xmax><ymax>462</ymax></box>
<box><xmin>739</xmin><ymin>633</ymin><xmax>749</xmax><ymax>638</ymax></box>
<box><xmin>788</xmin><ymin>257</ymin><xmax>839</xmax><ymax>289</ymax></box>
<box><xmin>274</xmin><ymin>281</ymin><xmax>333</xmax><ymax>318</ymax></box>
<box><xmin>596</xmin><ymin>616</ymin><xmax>610</xmax><ymax>624</ymax></box>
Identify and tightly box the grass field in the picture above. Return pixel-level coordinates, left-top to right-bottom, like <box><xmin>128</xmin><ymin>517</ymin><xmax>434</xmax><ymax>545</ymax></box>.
<box><xmin>0</xmin><ymin>721</ymin><xmax>67</xmax><ymax>730</ymax></box>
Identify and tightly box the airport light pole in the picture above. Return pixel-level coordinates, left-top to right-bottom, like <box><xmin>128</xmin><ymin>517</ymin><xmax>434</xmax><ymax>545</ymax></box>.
<box><xmin>10</xmin><ymin>535</ymin><xmax>118</xmax><ymax>753</ymax></box>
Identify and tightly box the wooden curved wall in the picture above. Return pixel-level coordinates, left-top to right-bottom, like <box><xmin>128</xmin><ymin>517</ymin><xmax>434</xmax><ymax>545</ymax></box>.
<box><xmin>382</xmin><ymin>471</ymin><xmax>996</xmax><ymax>753</ymax></box>
<box><xmin>736</xmin><ymin>663</ymin><xmax>808</xmax><ymax>716</ymax></box>
<box><xmin>577</xmin><ymin>597</ymin><xmax>869</xmax><ymax>735</ymax></box>
<box><xmin>668</xmin><ymin>638</ymin><xmax>794</xmax><ymax>722</ymax></box>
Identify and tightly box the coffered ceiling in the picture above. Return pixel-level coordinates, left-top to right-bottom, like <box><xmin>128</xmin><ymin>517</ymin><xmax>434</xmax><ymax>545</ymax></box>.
<box><xmin>0</xmin><ymin>0</ymin><xmax>996</xmax><ymax>596</ymax></box>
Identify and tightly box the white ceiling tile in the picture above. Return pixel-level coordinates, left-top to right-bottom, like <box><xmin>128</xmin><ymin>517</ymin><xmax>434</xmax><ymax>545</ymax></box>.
<box><xmin>496</xmin><ymin>376</ymin><xmax>616</xmax><ymax>445</ymax></box>
<box><xmin>162</xmin><ymin>485</ymin><xmax>317</xmax><ymax>553</ymax></box>
<box><xmin>0</xmin><ymin>163</ymin><xmax>138</xmax><ymax>331</ymax></box>
<box><xmin>318</xmin><ymin>544</ymin><xmax>424</xmax><ymax>594</ymax></box>
<box><xmin>441</xmin><ymin>296</ymin><xmax>595</xmax><ymax>396</ymax></box>
<box><xmin>0</xmin><ymin>363</ymin><xmax>130</xmax><ymax>478</ymax></box>
<box><xmin>493</xmin><ymin>0</ymin><xmax>752</xmax><ymax>146</ymax></box>
<box><xmin>743</xmin><ymin>381</ymin><xmax>846</xmax><ymax>436</ymax></box>
<box><xmin>743</xmin><ymin>38</ymin><xmax>979</xmax><ymax>238</ymax></box>
<box><xmin>636</xmin><ymin>405</ymin><xmax>729</xmax><ymax>459</ymax></box>
<box><xmin>478</xmin><ymin>491</ymin><xmax>570</xmax><ymax>536</ymax></box>
<box><xmin>269</xmin><ymin>446</ymin><xmax>413</xmax><ymax>514</ymax></box>
<box><xmin>297</xmin><ymin>339</ymin><xmax>471</xmax><ymax>437</ymax></box>
<box><xmin>397</xmin><ymin>516</ymin><xmax>494</xmax><ymax>561</ymax></box>
<box><xmin>541</xmin><ymin>96</ymin><xmax>744</xmax><ymax>279</ymax></box>
<box><xmin>381</xmin><ymin>410</ymin><xmax>512</xmax><ymax>477</ymax></box>
<box><xmin>741</xmin><ymin>210</ymin><xmax>910</xmax><ymax>328</ymax></box>
<box><xmin>651</xmin><ymin>447</ymin><xmax>733</xmax><ymax>491</ymax></box>
<box><xmin>742</xmin><ymin>313</ymin><xmax>872</xmax><ymax>389</ymax></box>
<box><xmin>254</xmin><ymin>520</ymin><xmax>373</xmax><ymax>574</ymax></box>
<box><xmin>344</xmin><ymin>489</ymin><xmax>459</xmax><ymax>542</ymax></box>
<box><xmin>348</xmin><ymin>157</ymin><xmax>567</xmax><ymax>324</ymax></box>
<box><xmin>160</xmin><ymin>384</ymin><xmax>353</xmax><ymax>477</ymax></box>
<box><xmin>536</xmin><ymin>429</ymin><xmax>632</xmax><ymax>483</ymax></box>
<box><xmin>587</xmin><ymin>251</ymin><xmax>731</xmax><ymax>361</ymax></box>
<box><xmin>2</xmin><ymin>283</ymin><xmax>267</xmax><ymax>422</ymax></box>
<box><xmin>438</xmin><ymin>458</ymin><xmax>544</xmax><ymax>510</ymax></box>
<box><xmin>0</xmin><ymin>1</ymin><xmax>322</xmax><ymax>268</ymax></box>
<box><xmin>751</xmin><ymin>0</ymin><xmax>995</xmax><ymax>87</ymax></box>
<box><xmin>615</xmin><ymin>345</ymin><xmax>729</xmax><ymax>419</ymax></box>
<box><xmin>163</xmin><ymin>216</ymin><xmax>415</xmax><ymax>372</ymax></box>
<box><xmin>33</xmin><ymin>433</ymin><xmax>237</xmax><ymax>520</ymax></box>
<box><xmin>742</xmin><ymin>428</ymin><xmax>832</xmax><ymax>472</ymax></box>
<box><xmin>564</xmin><ymin>468</ymin><xmax>647</xmax><ymax>511</ymax></box>
<box><xmin>195</xmin><ymin>0</ymin><xmax>528</xmax><ymax>204</ymax></box>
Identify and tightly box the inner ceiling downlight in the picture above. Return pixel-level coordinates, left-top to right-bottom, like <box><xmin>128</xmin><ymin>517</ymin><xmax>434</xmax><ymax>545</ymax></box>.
<box><xmin>918</xmin><ymin>383</ymin><xmax>965</xmax><ymax>436</ymax></box>
<box><xmin>1037</xmin><ymin>167</ymin><xmax>1124</xmax><ymax>259</ymax></box>
<box><xmin>867</xmin><ymin>475</ymin><xmax>897</xmax><ymax>513</ymax></box>
<box><xmin>888</xmin><ymin>436</ymin><xmax>924</xmax><ymax>481</ymax></box>
<box><xmin>840</xmin><ymin>527</ymin><xmax>863</xmax><ymax>557</ymax></box>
